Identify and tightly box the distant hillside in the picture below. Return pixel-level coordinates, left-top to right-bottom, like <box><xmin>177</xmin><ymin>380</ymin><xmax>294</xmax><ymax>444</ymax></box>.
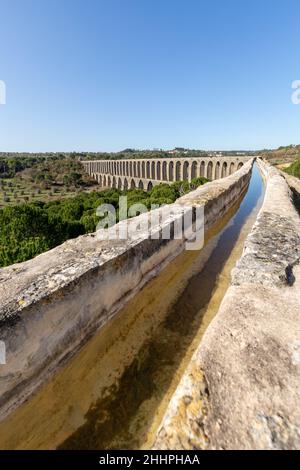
<box><xmin>18</xmin><ymin>159</ymin><xmax>96</xmax><ymax>189</ymax></box>
<box><xmin>260</xmin><ymin>145</ymin><xmax>300</xmax><ymax>164</ymax></box>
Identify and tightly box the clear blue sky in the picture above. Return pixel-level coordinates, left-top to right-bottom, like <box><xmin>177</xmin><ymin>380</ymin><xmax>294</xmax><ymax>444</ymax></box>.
<box><xmin>0</xmin><ymin>0</ymin><xmax>299</xmax><ymax>152</ymax></box>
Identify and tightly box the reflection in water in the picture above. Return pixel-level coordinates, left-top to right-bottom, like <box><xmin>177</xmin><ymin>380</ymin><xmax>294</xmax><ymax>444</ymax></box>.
<box><xmin>0</xmin><ymin>165</ymin><xmax>264</xmax><ymax>450</ymax></box>
<box><xmin>60</xmin><ymin>164</ymin><xmax>264</xmax><ymax>450</ymax></box>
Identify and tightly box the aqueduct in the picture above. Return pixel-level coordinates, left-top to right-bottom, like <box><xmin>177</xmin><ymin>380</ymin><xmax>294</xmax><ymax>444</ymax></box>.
<box><xmin>82</xmin><ymin>156</ymin><xmax>251</xmax><ymax>190</ymax></box>
<box><xmin>1</xmin><ymin>158</ymin><xmax>300</xmax><ymax>449</ymax></box>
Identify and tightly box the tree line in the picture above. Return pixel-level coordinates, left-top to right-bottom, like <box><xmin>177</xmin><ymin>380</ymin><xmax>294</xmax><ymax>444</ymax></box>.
<box><xmin>0</xmin><ymin>177</ymin><xmax>208</xmax><ymax>268</ymax></box>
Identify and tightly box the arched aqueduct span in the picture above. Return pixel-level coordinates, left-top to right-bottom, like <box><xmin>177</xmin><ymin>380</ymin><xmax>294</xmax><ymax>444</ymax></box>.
<box><xmin>82</xmin><ymin>156</ymin><xmax>251</xmax><ymax>190</ymax></box>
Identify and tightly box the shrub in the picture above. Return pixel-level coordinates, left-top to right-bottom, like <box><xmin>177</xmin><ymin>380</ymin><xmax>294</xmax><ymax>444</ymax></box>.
<box><xmin>285</xmin><ymin>159</ymin><xmax>300</xmax><ymax>179</ymax></box>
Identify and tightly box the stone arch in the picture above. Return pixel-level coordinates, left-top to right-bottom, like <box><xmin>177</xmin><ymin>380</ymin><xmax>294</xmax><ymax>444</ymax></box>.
<box><xmin>107</xmin><ymin>176</ymin><xmax>111</xmax><ymax>187</ymax></box>
<box><xmin>237</xmin><ymin>162</ymin><xmax>244</xmax><ymax>170</ymax></box>
<box><xmin>103</xmin><ymin>175</ymin><xmax>107</xmax><ymax>187</ymax></box>
<box><xmin>156</xmin><ymin>161</ymin><xmax>161</xmax><ymax>180</ymax></box>
<box><xmin>215</xmin><ymin>162</ymin><xmax>221</xmax><ymax>179</ymax></box>
<box><xmin>137</xmin><ymin>161</ymin><xmax>141</xmax><ymax>178</ymax></box>
<box><xmin>230</xmin><ymin>162</ymin><xmax>235</xmax><ymax>175</ymax></box>
<box><xmin>112</xmin><ymin>176</ymin><xmax>116</xmax><ymax>188</ymax></box>
<box><xmin>146</xmin><ymin>161</ymin><xmax>151</xmax><ymax>178</ymax></box>
<box><xmin>141</xmin><ymin>161</ymin><xmax>145</xmax><ymax>178</ymax></box>
<box><xmin>151</xmin><ymin>161</ymin><xmax>155</xmax><ymax>179</ymax></box>
<box><xmin>123</xmin><ymin>178</ymin><xmax>128</xmax><ymax>190</ymax></box>
<box><xmin>168</xmin><ymin>161</ymin><xmax>174</xmax><ymax>181</ymax></box>
<box><xmin>113</xmin><ymin>162</ymin><xmax>117</xmax><ymax>174</ymax></box>
<box><xmin>130</xmin><ymin>178</ymin><xmax>136</xmax><ymax>189</ymax></box>
<box><xmin>200</xmin><ymin>161</ymin><xmax>206</xmax><ymax>177</ymax></box>
<box><xmin>221</xmin><ymin>162</ymin><xmax>228</xmax><ymax>178</ymax></box>
<box><xmin>207</xmin><ymin>161</ymin><xmax>213</xmax><ymax>180</ymax></box>
<box><xmin>126</xmin><ymin>161</ymin><xmax>129</xmax><ymax>176</ymax></box>
<box><xmin>183</xmin><ymin>161</ymin><xmax>189</xmax><ymax>180</ymax></box>
<box><xmin>138</xmin><ymin>180</ymin><xmax>144</xmax><ymax>190</ymax></box>
<box><xmin>175</xmin><ymin>161</ymin><xmax>181</xmax><ymax>180</ymax></box>
<box><xmin>117</xmin><ymin>177</ymin><xmax>122</xmax><ymax>189</ymax></box>
<box><xmin>129</xmin><ymin>161</ymin><xmax>133</xmax><ymax>176</ymax></box>
<box><xmin>147</xmin><ymin>181</ymin><xmax>153</xmax><ymax>191</ymax></box>
<box><xmin>162</xmin><ymin>161</ymin><xmax>167</xmax><ymax>180</ymax></box>
<box><xmin>133</xmin><ymin>161</ymin><xmax>137</xmax><ymax>177</ymax></box>
<box><xmin>191</xmin><ymin>161</ymin><xmax>197</xmax><ymax>180</ymax></box>
<box><xmin>99</xmin><ymin>174</ymin><xmax>102</xmax><ymax>186</ymax></box>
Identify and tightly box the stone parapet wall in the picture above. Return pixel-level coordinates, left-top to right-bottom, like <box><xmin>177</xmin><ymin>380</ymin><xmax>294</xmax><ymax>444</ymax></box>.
<box><xmin>280</xmin><ymin>170</ymin><xmax>300</xmax><ymax>197</ymax></box>
<box><xmin>153</xmin><ymin>159</ymin><xmax>300</xmax><ymax>450</ymax></box>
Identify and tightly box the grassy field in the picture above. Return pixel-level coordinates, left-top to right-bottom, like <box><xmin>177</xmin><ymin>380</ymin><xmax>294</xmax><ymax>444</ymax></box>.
<box><xmin>0</xmin><ymin>158</ymin><xmax>98</xmax><ymax>208</ymax></box>
<box><xmin>0</xmin><ymin>177</ymin><xmax>102</xmax><ymax>207</ymax></box>
<box><xmin>0</xmin><ymin>178</ymin><xmax>82</xmax><ymax>207</ymax></box>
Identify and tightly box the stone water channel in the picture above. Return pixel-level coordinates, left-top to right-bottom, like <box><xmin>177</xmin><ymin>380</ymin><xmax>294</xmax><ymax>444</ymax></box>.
<box><xmin>0</xmin><ymin>164</ymin><xmax>265</xmax><ymax>450</ymax></box>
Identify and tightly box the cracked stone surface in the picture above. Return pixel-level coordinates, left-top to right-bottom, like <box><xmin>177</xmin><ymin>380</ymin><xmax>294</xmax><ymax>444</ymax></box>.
<box><xmin>232</xmin><ymin>212</ymin><xmax>300</xmax><ymax>287</ymax></box>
